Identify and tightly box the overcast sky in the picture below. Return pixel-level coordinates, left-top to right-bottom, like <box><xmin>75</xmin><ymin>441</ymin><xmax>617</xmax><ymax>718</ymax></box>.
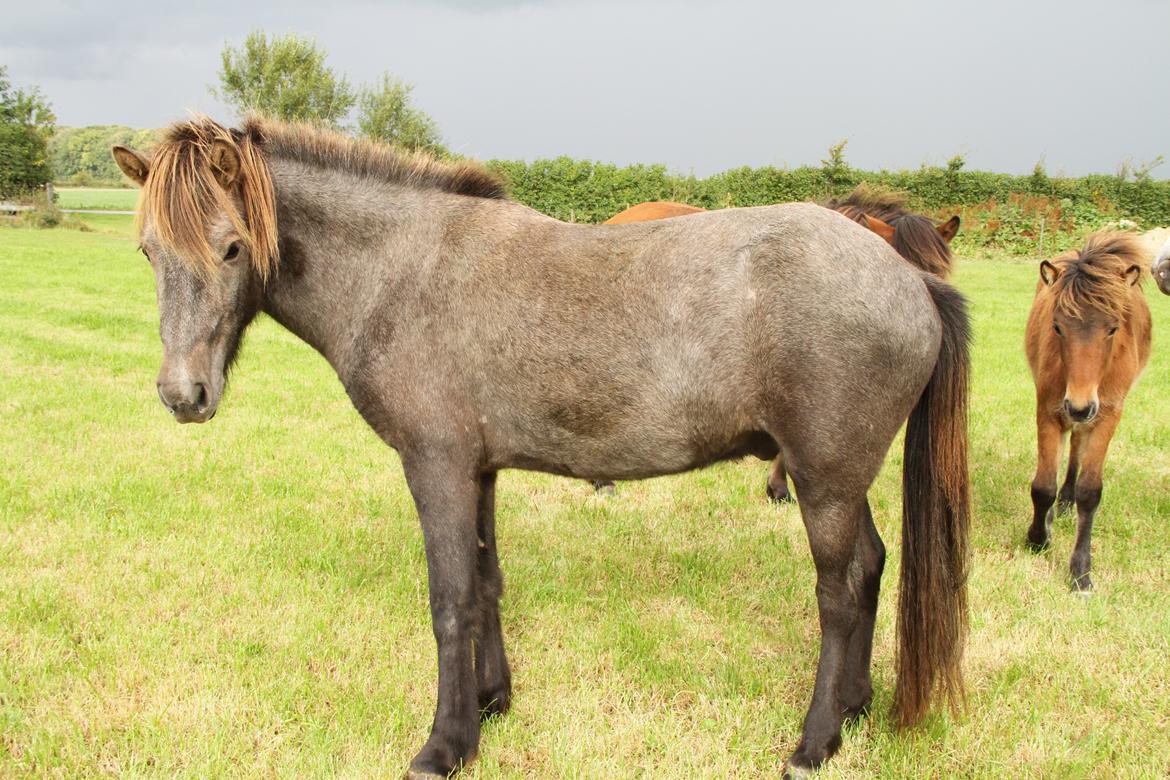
<box><xmin>3</xmin><ymin>0</ymin><xmax>1167</xmax><ymax>177</ymax></box>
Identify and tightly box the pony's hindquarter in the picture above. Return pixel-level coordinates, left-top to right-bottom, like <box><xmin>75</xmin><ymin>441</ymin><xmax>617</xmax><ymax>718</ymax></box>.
<box><xmin>896</xmin><ymin>274</ymin><xmax>971</xmax><ymax>726</ymax></box>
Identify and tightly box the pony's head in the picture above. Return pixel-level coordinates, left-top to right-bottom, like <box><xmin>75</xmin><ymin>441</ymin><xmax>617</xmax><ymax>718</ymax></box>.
<box><xmin>1152</xmin><ymin>234</ymin><xmax>1170</xmax><ymax>296</ymax></box>
<box><xmin>827</xmin><ymin>186</ymin><xmax>959</xmax><ymax>278</ymax></box>
<box><xmin>113</xmin><ymin>117</ymin><xmax>278</xmax><ymax>423</ymax></box>
<box><xmin>1039</xmin><ymin>232</ymin><xmax>1144</xmax><ymax>423</ymax></box>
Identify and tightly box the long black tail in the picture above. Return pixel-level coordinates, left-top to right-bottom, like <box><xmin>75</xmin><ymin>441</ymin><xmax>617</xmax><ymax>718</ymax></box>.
<box><xmin>895</xmin><ymin>274</ymin><xmax>972</xmax><ymax>728</ymax></box>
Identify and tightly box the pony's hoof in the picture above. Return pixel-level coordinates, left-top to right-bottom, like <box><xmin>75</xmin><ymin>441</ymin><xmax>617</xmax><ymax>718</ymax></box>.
<box><xmin>783</xmin><ymin>763</ymin><xmax>818</xmax><ymax>779</ymax></box>
<box><xmin>1071</xmin><ymin>576</ymin><xmax>1094</xmax><ymax>595</ymax></box>
<box><xmin>404</xmin><ymin>771</ymin><xmax>447</xmax><ymax>780</ymax></box>
<box><xmin>766</xmin><ymin>485</ymin><xmax>794</xmax><ymax>504</ymax></box>
<box><xmin>591</xmin><ymin>480</ymin><xmax>616</xmax><ymax>496</ymax></box>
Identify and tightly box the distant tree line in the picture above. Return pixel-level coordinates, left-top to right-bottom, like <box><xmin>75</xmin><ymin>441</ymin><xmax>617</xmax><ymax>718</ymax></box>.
<box><xmin>0</xmin><ymin>65</ymin><xmax>55</xmax><ymax>197</ymax></box>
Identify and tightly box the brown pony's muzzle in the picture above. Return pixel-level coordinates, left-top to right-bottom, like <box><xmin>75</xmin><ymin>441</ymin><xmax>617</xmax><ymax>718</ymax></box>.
<box><xmin>157</xmin><ymin>376</ymin><xmax>217</xmax><ymax>423</ymax></box>
<box><xmin>1063</xmin><ymin>398</ymin><xmax>1098</xmax><ymax>424</ymax></box>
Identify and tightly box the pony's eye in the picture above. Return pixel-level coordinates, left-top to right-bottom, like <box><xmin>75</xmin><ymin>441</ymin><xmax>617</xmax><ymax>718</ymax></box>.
<box><xmin>223</xmin><ymin>242</ymin><xmax>241</xmax><ymax>262</ymax></box>
<box><xmin>1053</xmin><ymin>323</ymin><xmax>1063</xmax><ymax>336</ymax></box>
<box><xmin>1107</xmin><ymin>326</ymin><xmax>1119</xmax><ymax>336</ymax></box>
<box><xmin>140</xmin><ymin>247</ymin><xmax>152</xmax><ymax>264</ymax></box>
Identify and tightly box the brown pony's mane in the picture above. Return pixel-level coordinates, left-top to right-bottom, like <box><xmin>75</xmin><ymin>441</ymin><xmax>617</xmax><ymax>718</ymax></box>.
<box><xmin>138</xmin><ymin>115</ymin><xmax>507</xmax><ymax>279</ymax></box>
<box><xmin>1047</xmin><ymin>231</ymin><xmax>1146</xmax><ymax>319</ymax></box>
<box><xmin>827</xmin><ymin>185</ymin><xmax>954</xmax><ymax>278</ymax></box>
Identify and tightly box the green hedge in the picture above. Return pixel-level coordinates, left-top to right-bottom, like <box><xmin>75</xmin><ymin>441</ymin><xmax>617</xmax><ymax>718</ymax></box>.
<box><xmin>483</xmin><ymin>157</ymin><xmax>1170</xmax><ymax>255</ymax></box>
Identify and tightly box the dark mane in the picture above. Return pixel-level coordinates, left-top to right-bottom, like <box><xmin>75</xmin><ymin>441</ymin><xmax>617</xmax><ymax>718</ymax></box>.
<box><xmin>827</xmin><ymin>185</ymin><xmax>955</xmax><ymax>278</ymax></box>
<box><xmin>826</xmin><ymin>184</ymin><xmax>912</xmax><ymax>224</ymax></box>
<box><xmin>242</xmin><ymin>116</ymin><xmax>508</xmax><ymax>200</ymax></box>
<box><xmin>1049</xmin><ymin>231</ymin><xmax>1145</xmax><ymax>319</ymax></box>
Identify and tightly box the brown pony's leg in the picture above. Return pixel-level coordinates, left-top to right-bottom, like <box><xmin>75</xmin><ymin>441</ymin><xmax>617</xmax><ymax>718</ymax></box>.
<box><xmin>403</xmin><ymin>450</ymin><xmax>483</xmax><ymax>779</ymax></box>
<box><xmin>839</xmin><ymin>499</ymin><xmax>885</xmax><ymax>720</ymax></box>
<box><xmin>766</xmin><ymin>454</ymin><xmax>794</xmax><ymax>503</ymax></box>
<box><xmin>474</xmin><ymin>472</ymin><xmax>512</xmax><ymax>718</ymax></box>
<box><xmin>1058</xmin><ymin>428</ymin><xmax>1083</xmax><ymax>514</ymax></box>
<box><xmin>1068</xmin><ymin>412</ymin><xmax>1120</xmax><ymax>592</ymax></box>
<box><xmin>1027</xmin><ymin>412</ymin><xmax>1065</xmax><ymax>550</ymax></box>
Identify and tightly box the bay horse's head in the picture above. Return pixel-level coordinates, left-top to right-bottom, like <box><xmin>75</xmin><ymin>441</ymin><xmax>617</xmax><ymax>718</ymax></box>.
<box><xmin>1039</xmin><ymin>232</ymin><xmax>1144</xmax><ymax>423</ymax></box>
<box><xmin>112</xmin><ymin>117</ymin><xmax>278</xmax><ymax>423</ymax></box>
<box><xmin>1152</xmin><ymin>234</ymin><xmax>1170</xmax><ymax>296</ymax></box>
<box><xmin>827</xmin><ymin>186</ymin><xmax>960</xmax><ymax>278</ymax></box>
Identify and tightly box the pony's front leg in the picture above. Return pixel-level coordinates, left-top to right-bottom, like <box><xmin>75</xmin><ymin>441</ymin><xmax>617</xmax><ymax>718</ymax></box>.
<box><xmin>1027</xmin><ymin>412</ymin><xmax>1064</xmax><ymax>550</ymax></box>
<box><xmin>403</xmin><ymin>451</ymin><xmax>483</xmax><ymax>779</ymax></box>
<box><xmin>1068</xmin><ymin>412</ymin><xmax>1120</xmax><ymax>592</ymax></box>
<box><xmin>1057</xmin><ymin>428</ymin><xmax>1083</xmax><ymax>513</ymax></box>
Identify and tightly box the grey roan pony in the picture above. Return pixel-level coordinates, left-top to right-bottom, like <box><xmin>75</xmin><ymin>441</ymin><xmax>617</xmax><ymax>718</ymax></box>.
<box><xmin>113</xmin><ymin>116</ymin><xmax>971</xmax><ymax>778</ymax></box>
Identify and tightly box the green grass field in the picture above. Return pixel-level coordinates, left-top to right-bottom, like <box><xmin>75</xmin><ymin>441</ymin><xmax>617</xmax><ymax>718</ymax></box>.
<box><xmin>54</xmin><ymin>187</ymin><xmax>138</xmax><ymax>212</ymax></box>
<box><xmin>1</xmin><ymin>216</ymin><xmax>1168</xmax><ymax>778</ymax></box>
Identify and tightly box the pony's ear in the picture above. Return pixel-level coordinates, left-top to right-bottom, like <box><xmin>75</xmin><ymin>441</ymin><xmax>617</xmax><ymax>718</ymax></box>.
<box><xmin>209</xmin><ymin>139</ymin><xmax>242</xmax><ymax>190</ymax></box>
<box><xmin>862</xmin><ymin>214</ymin><xmax>896</xmax><ymax>245</ymax></box>
<box><xmin>112</xmin><ymin>146</ymin><xmax>150</xmax><ymax>187</ymax></box>
<box><xmin>1124</xmin><ymin>264</ymin><xmax>1142</xmax><ymax>286</ymax></box>
<box><xmin>937</xmin><ymin>215</ymin><xmax>960</xmax><ymax>243</ymax></box>
<box><xmin>1040</xmin><ymin>260</ymin><xmax>1060</xmax><ymax>286</ymax></box>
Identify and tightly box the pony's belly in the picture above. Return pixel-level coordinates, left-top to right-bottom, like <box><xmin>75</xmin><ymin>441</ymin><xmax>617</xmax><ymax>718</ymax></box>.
<box><xmin>485</xmin><ymin>420</ymin><xmax>777</xmax><ymax>481</ymax></box>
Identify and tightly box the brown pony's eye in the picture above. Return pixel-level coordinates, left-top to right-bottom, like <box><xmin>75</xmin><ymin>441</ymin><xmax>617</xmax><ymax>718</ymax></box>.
<box><xmin>223</xmin><ymin>242</ymin><xmax>241</xmax><ymax>262</ymax></box>
<box><xmin>1053</xmin><ymin>323</ymin><xmax>1062</xmax><ymax>336</ymax></box>
<box><xmin>1107</xmin><ymin>325</ymin><xmax>1119</xmax><ymax>336</ymax></box>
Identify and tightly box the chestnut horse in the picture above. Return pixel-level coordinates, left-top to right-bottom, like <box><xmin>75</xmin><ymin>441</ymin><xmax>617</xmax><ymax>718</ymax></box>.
<box><xmin>604</xmin><ymin>190</ymin><xmax>961</xmax><ymax>503</ymax></box>
<box><xmin>1025</xmin><ymin>231</ymin><xmax>1151</xmax><ymax>591</ymax></box>
<box><xmin>114</xmin><ymin>117</ymin><xmax>970</xmax><ymax>778</ymax></box>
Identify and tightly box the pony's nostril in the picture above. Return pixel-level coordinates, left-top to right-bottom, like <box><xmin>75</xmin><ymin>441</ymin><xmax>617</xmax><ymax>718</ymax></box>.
<box><xmin>194</xmin><ymin>383</ymin><xmax>208</xmax><ymax>410</ymax></box>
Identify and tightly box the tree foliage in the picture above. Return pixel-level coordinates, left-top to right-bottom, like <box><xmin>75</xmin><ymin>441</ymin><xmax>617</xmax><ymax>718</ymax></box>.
<box><xmin>213</xmin><ymin>31</ymin><xmax>355</xmax><ymax>126</ymax></box>
<box><xmin>356</xmin><ymin>73</ymin><xmax>446</xmax><ymax>155</ymax></box>
<box><xmin>49</xmin><ymin>125</ymin><xmax>158</xmax><ymax>186</ymax></box>
<box><xmin>0</xmin><ymin>65</ymin><xmax>56</xmax><ymax>197</ymax></box>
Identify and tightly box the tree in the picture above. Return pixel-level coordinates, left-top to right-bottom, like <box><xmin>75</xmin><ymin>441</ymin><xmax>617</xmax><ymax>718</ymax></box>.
<box><xmin>0</xmin><ymin>65</ymin><xmax>56</xmax><ymax>196</ymax></box>
<box><xmin>356</xmin><ymin>73</ymin><xmax>446</xmax><ymax>155</ymax></box>
<box><xmin>213</xmin><ymin>31</ymin><xmax>355</xmax><ymax>126</ymax></box>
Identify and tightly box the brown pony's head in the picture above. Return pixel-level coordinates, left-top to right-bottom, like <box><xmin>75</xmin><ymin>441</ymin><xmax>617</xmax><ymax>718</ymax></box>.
<box><xmin>1039</xmin><ymin>231</ymin><xmax>1144</xmax><ymax>423</ymax></box>
<box><xmin>113</xmin><ymin>116</ymin><xmax>278</xmax><ymax>423</ymax></box>
<box><xmin>827</xmin><ymin>186</ymin><xmax>959</xmax><ymax>278</ymax></box>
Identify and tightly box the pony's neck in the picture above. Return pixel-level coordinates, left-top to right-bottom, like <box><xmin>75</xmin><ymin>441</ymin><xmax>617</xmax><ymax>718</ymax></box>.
<box><xmin>260</xmin><ymin>158</ymin><xmax>421</xmax><ymax>381</ymax></box>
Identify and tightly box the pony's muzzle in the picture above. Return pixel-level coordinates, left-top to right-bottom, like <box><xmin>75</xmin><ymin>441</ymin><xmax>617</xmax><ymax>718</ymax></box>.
<box><xmin>1063</xmin><ymin>399</ymin><xmax>1098</xmax><ymax>424</ymax></box>
<box><xmin>157</xmin><ymin>379</ymin><xmax>215</xmax><ymax>423</ymax></box>
<box><xmin>1153</xmin><ymin>261</ymin><xmax>1170</xmax><ymax>295</ymax></box>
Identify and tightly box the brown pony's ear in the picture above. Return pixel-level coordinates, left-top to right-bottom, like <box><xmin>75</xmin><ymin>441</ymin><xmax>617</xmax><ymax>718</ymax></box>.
<box><xmin>209</xmin><ymin>139</ymin><xmax>242</xmax><ymax>190</ymax></box>
<box><xmin>862</xmin><ymin>214</ymin><xmax>896</xmax><ymax>245</ymax></box>
<box><xmin>112</xmin><ymin>146</ymin><xmax>150</xmax><ymax>187</ymax></box>
<box><xmin>937</xmin><ymin>215</ymin><xmax>960</xmax><ymax>243</ymax></box>
<box><xmin>1040</xmin><ymin>260</ymin><xmax>1060</xmax><ymax>286</ymax></box>
<box><xmin>1124</xmin><ymin>264</ymin><xmax>1142</xmax><ymax>286</ymax></box>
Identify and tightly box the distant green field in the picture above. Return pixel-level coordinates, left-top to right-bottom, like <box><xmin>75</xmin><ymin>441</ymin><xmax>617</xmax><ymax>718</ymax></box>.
<box><xmin>0</xmin><ymin>222</ymin><xmax>1168</xmax><ymax>778</ymax></box>
<box><xmin>54</xmin><ymin>187</ymin><xmax>138</xmax><ymax>212</ymax></box>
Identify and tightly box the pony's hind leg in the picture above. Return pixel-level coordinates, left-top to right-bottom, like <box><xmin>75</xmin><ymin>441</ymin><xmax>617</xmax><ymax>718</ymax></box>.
<box><xmin>1027</xmin><ymin>412</ymin><xmax>1064</xmax><ymax>550</ymax></box>
<box><xmin>786</xmin><ymin>488</ymin><xmax>868</xmax><ymax>774</ymax></box>
<box><xmin>474</xmin><ymin>472</ymin><xmax>512</xmax><ymax>718</ymax></box>
<box><xmin>839</xmin><ymin>499</ymin><xmax>885</xmax><ymax>720</ymax></box>
<box><xmin>1068</xmin><ymin>413</ymin><xmax>1120</xmax><ymax>592</ymax></box>
<box><xmin>1058</xmin><ymin>428</ymin><xmax>1083</xmax><ymax>514</ymax></box>
<box><xmin>766</xmin><ymin>454</ymin><xmax>794</xmax><ymax>504</ymax></box>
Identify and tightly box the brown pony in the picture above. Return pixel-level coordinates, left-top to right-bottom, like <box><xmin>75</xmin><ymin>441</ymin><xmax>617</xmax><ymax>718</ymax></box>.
<box><xmin>1025</xmin><ymin>231</ymin><xmax>1151</xmax><ymax>591</ymax></box>
<box><xmin>603</xmin><ymin>189</ymin><xmax>961</xmax><ymax>503</ymax></box>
